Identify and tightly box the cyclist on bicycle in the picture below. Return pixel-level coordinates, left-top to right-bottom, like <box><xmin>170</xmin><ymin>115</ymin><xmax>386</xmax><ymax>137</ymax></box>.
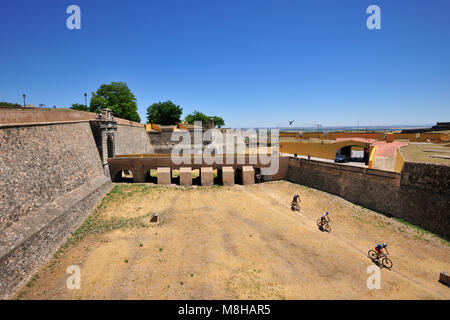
<box><xmin>291</xmin><ymin>194</ymin><xmax>301</xmax><ymax>211</ymax></box>
<box><xmin>375</xmin><ymin>243</ymin><xmax>388</xmax><ymax>257</ymax></box>
<box><xmin>320</xmin><ymin>211</ymin><xmax>330</xmax><ymax>225</ymax></box>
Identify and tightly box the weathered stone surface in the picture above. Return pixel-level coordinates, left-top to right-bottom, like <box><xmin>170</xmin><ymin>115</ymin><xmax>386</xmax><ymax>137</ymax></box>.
<box><xmin>200</xmin><ymin>167</ymin><xmax>214</xmax><ymax>186</ymax></box>
<box><xmin>108</xmin><ymin>156</ymin><xmax>290</xmax><ymax>183</ymax></box>
<box><xmin>157</xmin><ymin>167</ymin><xmax>171</xmax><ymax>185</ymax></box>
<box><xmin>221</xmin><ymin>167</ymin><xmax>234</xmax><ymax>186</ymax></box>
<box><xmin>115</xmin><ymin>124</ymin><xmax>153</xmax><ymax>155</ymax></box>
<box><xmin>148</xmin><ymin>128</ymin><xmax>244</xmax><ymax>155</ymax></box>
<box><xmin>179</xmin><ymin>167</ymin><xmax>192</xmax><ymax>186</ymax></box>
<box><xmin>242</xmin><ymin>166</ymin><xmax>255</xmax><ymax>185</ymax></box>
<box><xmin>0</xmin><ymin>122</ymin><xmax>112</xmax><ymax>299</ymax></box>
<box><xmin>89</xmin><ymin>110</ymin><xmax>117</xmax><ymax>178</ymax></box>
<box><xmin>0</xmin><ymin>122</ymin><xmax>105</xmax><ymax>232</ymax></box>
<box><xmin>0</xmin><ymin>175</ymin><xmax>111</xmax><ymax>299</ymax></box>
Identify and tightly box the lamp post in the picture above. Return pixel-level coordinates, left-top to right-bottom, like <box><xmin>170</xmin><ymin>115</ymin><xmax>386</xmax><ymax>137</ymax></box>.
<box><xmin>22</xmin><ymin>94</ymin><xmax>26</xmax><ymax>107</ymax></box>
<box><xmin>84</xmin><ymin>93</ymin><xmax>87</xmax><ymax>108</ymax></box>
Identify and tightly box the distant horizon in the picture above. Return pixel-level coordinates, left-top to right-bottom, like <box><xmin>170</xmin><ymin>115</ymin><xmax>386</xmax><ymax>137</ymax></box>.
<box><xmin>1</xmin><ymin>104</ymin><xmax>443</xmax><ymax>129</ymax></box>
<box><xmin>235</xmin><ymin>124</ymin><xmax>439</xmax><ymax>130</ymax></box>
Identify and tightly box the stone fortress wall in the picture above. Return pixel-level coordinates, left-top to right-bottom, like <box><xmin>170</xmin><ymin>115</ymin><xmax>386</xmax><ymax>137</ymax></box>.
<box><xmin>0</xmin><ymin>121</ymin><xmax>112</xmax><ymax>299</ymax></box>
<box><xmin>115</xmin><ymin>122</ymin><xmax>154</xmax><ymax>155</ymax></box>
<box><xmin>0</xmin><ymin>108</ymin><xmax>153</xmax><ymax>299</ymax></box>
<box><xmin>0</xmin><ymin>107</ymin><xmax>449</xmax><ymax>299</ymax></box>
<box><xmin>286</xmin><ymin>157</ymin><xmax>450</xmax><ymax>240</ymax></box>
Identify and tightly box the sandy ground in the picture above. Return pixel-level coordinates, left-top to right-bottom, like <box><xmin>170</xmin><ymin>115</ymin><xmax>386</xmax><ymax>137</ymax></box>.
<box><xmin>14</xmin><ymin>181</ymin><xmax>450</xmax><ymax>300</ymax></box>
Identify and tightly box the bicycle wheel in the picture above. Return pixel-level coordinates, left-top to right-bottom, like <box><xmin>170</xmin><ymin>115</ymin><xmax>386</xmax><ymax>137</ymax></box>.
<box><xmin>323</xmin><ymin>223</ymin><xmax>331</xmax><ymax>232</ymax></box>
<box><xmin>368</xmin><ymin>250</ymin><xmax>378</xmax><ymax>260</ymax></box>
<box><xmin>382</xmin><ymin>257</ymin><xmax>393</xmax><ymax>269</ymax></box>
<box><xmin>317</xmin><ymin>219</ymin><xmax>323</xmax><ymax>228</ymax></box>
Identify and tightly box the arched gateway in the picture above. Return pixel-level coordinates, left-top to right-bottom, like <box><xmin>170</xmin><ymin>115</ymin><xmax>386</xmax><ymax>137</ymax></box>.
<box><xmin>89</xmin><ymin>108</ymin><xmax>117</xmax><ymax>178</ymax></box>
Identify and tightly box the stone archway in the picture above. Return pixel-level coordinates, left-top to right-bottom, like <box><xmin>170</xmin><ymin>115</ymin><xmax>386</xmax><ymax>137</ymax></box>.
<box><xmin>107</xmin><ymin>134</ymin><xmax>115</xmax><ymax>159</ymax></box>
<box><xmin>89</xmin><ymin>108</ymin><xmax>117</xmax><ymax>178</ymax></box>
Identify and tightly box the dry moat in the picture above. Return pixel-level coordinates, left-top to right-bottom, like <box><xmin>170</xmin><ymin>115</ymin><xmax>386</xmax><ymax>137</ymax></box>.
<box><xmin>15</xmin><ymin>181</ymin><xmax>449</xmax><ymax>300</ymax></box>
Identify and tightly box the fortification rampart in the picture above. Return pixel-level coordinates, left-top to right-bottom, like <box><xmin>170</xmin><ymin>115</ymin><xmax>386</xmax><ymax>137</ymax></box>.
<box><xmin>285</xmin><ymin>157</ymin><xmax>450</xmax><ymax>239</ymax></box>
<box><xmin>286</xmin><ymin>131</ymin><xmax>448</xmax><ymax>143</ymax></box>
<box><xmin>0</xmin><ymin>108</ymin><xmax>96</xmax><ymax>125</ymax></box>
<box><xmin>0</xmin><ymin>121</ymin><xmax>112</xmax><ymax>299</ymax></box>
<box><xmin>0</xmin><ymin>108</ymin><xmax>153</xmax><ymax>157</ymax></box>
<box><xmin>0</xmin><ymin>107</ymin><xmax>448</xmax><ymax>299</ymax></box>
<box><xmin>116</xmin><ymin>123</ymin><xmax>154</xmax><ymax>155</ymax></box>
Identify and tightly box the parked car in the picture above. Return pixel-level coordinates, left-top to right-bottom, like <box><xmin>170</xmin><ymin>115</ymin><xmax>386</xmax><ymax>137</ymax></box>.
<box><xmin>335</xmin><ymin>155</ymin><xmax>350</xmax><ymax>163</ymax></box>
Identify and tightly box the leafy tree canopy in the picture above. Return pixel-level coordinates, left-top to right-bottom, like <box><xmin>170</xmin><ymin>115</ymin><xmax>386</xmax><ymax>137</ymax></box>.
<box><xmin>185</xmin><ymin>111</ymin><xmax>225</xmax><ymax>128</ymax></box>
<box><xmin>211</xmin><ymin>116</ymin><xmax>225</xmax><ymax>128</ymax></box>
<box><xmin>184</xmin><ymin>110</ymin><xmax>210</xmax><ymax>124</ymax></box>
<box><xmin>146</xmin><ymin>101</ymin><xmax>183</xmax><ymax>125</ymax></box>
<box><xmin>89</xmin><ymin>82</ymin><xmax>141</xmax><ymax>122</ymax></box>
<box><xmin>70</xmin><ymin>103</ymin><xmax>88</xmax><ymax>111</ymax></box>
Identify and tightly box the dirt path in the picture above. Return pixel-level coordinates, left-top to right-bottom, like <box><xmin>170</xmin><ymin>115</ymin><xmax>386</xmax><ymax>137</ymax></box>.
<box><xmin>243</xmin><ymin>184</ymin><xmax>448</xmax><ymax>299</ymax></box>
<box><xmin>14</xmin><ymin>182</ymin><xmax>450</xmax><ymax>300</ymax></box>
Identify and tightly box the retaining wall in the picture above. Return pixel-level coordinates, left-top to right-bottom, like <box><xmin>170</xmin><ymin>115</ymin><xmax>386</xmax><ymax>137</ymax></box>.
<box><xmin>116</xmin><ymin>123</ymin><xmax>154</xmax><ymax>155</ymax></box>
<box><xmin>0</xmin><ymin>108</ymin><xmax>96</xmax><ymax>125</ymax></box>
<box><xmin>286</xmin><ymin>158</ymin><xmax>450</xmax><ymax>239</ymax></box>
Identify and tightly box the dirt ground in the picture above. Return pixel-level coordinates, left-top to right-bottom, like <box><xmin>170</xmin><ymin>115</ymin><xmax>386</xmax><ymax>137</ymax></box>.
<box><xmin>15</xmin><ymin>181</ymin><xmax>449</xmax><ymax>300</ymax></box>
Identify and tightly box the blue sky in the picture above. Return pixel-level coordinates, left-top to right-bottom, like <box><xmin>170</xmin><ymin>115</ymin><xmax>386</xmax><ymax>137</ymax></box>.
<box><xmin>1</xmin><ymin>0</ymin><xmax>449</xmax><ymax>127</ymax></box>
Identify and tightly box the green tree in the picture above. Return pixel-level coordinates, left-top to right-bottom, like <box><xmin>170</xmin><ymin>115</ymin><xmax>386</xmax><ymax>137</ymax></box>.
<box><xmin>89</xmin><ymin>82</ymin><xmax>141</xmax><ymax>122</ymax></box>
<box><xmin>211</xmin><ymin>116</ymin><xmax>225</xmax><ymax>128</ymax></box>
<box><xmin>184</xmin><ymin>110</ymin><xmax>210</xmax><ymax>124</ymax></box>
<box><xmin>146</xmin><ymin>101</ymin><xmax>183</xmax><ymax>124</ymax></box>
<box><xmin>70</xmin><ymin>103</ymin><xmax>88</xmax><ymax>111</ymax></box>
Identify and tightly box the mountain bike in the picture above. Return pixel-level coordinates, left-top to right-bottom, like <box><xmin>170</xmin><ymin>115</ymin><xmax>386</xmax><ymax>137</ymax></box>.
<box><xmin>317</xmin><ymin>218</ymin><xmax>331</xmax><ymax>232</ymax></box>
<box><xmin>291</xmin><ymin>201</ymin><xmax>300</xmax><ymax>212</ymax></box>
<box><xmin>368</xmin><ymin>250</ymin><xmax>393</xmax><ymax>269</ymax></box>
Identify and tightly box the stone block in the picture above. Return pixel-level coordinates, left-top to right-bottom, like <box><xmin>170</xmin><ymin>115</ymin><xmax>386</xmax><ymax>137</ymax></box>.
<box><xmin>242</xmin><ymin>166</ymin><xmax>255</xmax><ymax>185</ymax></box>
<box><xmin>221</xmin><ymin>166</ymin><xmax>234</xmax><ymax>186</ymax></box>
<box><xmin>179</xmin><ymin>167</ymin><xmax>192</xmax><ymax>186</ymax></box>
<box><xmin>201</xmin><ymin>167</ymin><xmax>214</xmax><ymax>186</ymax></box>
<box><xmin>157</xmin><ymin>167</ymin><xmax>171</xmax><ymax>185</ymax></box>
<box><xmin>439</xmin><ymin>272</ymin><xmax>450</xmax><ymax>286</ymax></box>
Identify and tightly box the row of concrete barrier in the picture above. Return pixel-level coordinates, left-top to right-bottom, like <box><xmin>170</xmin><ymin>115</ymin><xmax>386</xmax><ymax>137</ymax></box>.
<box><xmin>156</xmin><ymin>166</ymin><xmax>255</xmax><ymax>186</ymax></box>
